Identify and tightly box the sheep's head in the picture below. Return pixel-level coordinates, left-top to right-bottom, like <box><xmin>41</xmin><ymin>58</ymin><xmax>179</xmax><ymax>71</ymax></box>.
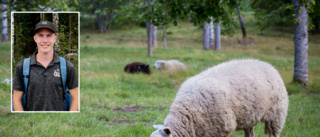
<box><xmin>138</xmin><ymin>64</ymin><xmax>151</xmax><ymax>74</ymax></box>
<box><xmin>150</xmin><ymin>125</ymin><xmax>172</xmax><ymax>137</ymax></box>
<box><xmin>154</xmin><ymin>60</ymin><xmax>165</xmax><ymax>69</ymax></box>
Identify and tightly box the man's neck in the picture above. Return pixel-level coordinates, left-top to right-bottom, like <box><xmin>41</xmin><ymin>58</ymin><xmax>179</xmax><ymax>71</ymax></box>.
<box><xmin>36</xmin><ymin>51</ymin><xmax>54</xmax><ymax>68</ymax></box>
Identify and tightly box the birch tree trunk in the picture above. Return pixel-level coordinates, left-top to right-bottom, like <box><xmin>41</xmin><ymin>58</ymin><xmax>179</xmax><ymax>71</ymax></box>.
<box><xmin>41</xmin><ymin>13</ymin><xmax>45</xmax><ymax>21</ymax></box>
<box><xmin>237</xmin><ymin>5</ymin><xmax>247</xmax><ymax>38</ymax></box>
<box><xmin>145</xmin><ymin>0</ymin><xmax>152</xmax><ymax>56</ymax></box>
<box><xmin>209</xmin><ymin>17</ymin><xmax>214</xmax><ymax>47</ymax></box>
<box><xmin>163</xmin><ymin>25</ymin><xmax>167</xmax><ymax>48</ymax></box>
<box><xmin>147</xmin><ymin>20</ymin><xmax>152</xmax><ymax>56</ymax></box>
<box><xmin>1</xmin><ymin>2</ymin><xmax>8</xmax><ymax>42</ymax></box>
<box><xmin>203</xmin><ymin>22</ymin><xmax>209</xmax><ymax>50</ymax></box>
<box><xmin>150</xmin><ymin>0</ymin><xmax>157</xmax><ymax>47</ymax></box>
<box><xmin>214</xmin><ymin>22</ymin><xmax>221</xmax><ymax>50</ymax></box>
<box><xmin>152</xmin><ymin>25</ymin><xmax>157</xmax><ymax>47</ymax></box>
<box><xmin>53</xmin><ymin>13</ymin><xmax>60</xmax><ymax>48</ymax></box>
<box><xmin>292</xmin><ymin>0</ymin><xmax>309</xmax><ymax>86</ymax></box>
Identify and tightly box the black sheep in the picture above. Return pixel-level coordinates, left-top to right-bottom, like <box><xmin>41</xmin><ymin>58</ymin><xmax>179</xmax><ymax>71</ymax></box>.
<box><xmin>124</xmin><ymin>62</ymin><xmax>151</xmax><ymax>74</ymax></box>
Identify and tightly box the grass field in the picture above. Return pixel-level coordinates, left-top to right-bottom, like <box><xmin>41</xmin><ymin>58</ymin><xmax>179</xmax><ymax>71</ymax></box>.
<box><xmin>0</xmin><ymin>12</ymin><xmax>320</xmax><ymax>136</ymax></box>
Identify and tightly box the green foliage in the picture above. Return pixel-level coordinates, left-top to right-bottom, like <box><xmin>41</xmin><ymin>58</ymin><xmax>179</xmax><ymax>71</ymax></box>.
<box><xmin>7</xmin><ymin>0</ymin><xmax>77</xmax><ymax>11</ymax></box>
<box><xmin>112</xmin><ymin>0</ymin><xmax>240</xmax><ymax>35</ymax></box>
<box><xmin>78</xmin><ymin>0</ymin><xmax>133</xmax><ymax>31</ymax></box>
<box><xmin>80</xmin><ymin>14</ymin><xmax>98</xmax><ymax>30</ymax></box>
<box><xmin>56</xmin><ymin>13</ymin><xmax>79</xmax><ymax>75</ymax></box>
<box><xmin>12</xmin><ymin>13</ymin><xmax>40</xmax><ymax>73</ymax></box>
<box><xmin>309</xmin><ymin>0</ymin><xmax>320</xmax><ymax>32</ymax></box>
<box><xmin>111</xmin><ymin>1</ymin><xmax>146</xmax><ymax>26</ymax></box>
<box><xmin>251</xmin><ymin>0</ymin><xmax>319</xmax><ymax>31</ymax></box>
<box><xmin>252</xmin><ymin>1</ymin><xmax>294</xmax><ymax>30</ymax></box>
<box><xmin>239</xmin><ymin>0</ymin><xmax>251</xmax><ymax>12</ymax></box>
<box><xmin>152</xmin><ymin>0</ymin><xmax>239</xmax><ymax>27</ymax></box>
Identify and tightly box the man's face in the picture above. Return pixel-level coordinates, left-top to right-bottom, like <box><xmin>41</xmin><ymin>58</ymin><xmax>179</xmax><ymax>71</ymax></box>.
<box><xmin>34</xmin><ymin>28</ymin><xmax>57</xmax><ymax>54</ymax></box>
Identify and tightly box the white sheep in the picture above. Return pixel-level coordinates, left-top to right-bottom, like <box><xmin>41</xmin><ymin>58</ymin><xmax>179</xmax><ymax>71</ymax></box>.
<box><xmin>153</xmin><ymin>60</ymin><xmax>186</xmax><ymax>73</ymax></box>
<box><xmin>151</xmin><ymin>59</ymin><xmax>289</xmax><ymax>137</ymax></box>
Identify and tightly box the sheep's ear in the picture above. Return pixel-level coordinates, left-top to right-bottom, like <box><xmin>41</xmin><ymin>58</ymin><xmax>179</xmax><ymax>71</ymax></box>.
<box><xmin>163</xmin><ymin>128</ymin><xmax>171</xmax><ymax>135</ymax></box>
<box><xmin>153</xmin><ymin>125</ymin><xmax>165</xmax><ymax>130</ymax></box>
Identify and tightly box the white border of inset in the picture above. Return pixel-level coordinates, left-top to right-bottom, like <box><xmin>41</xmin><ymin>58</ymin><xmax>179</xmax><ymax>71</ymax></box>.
<box><xmin>11</xmin><ymin>11</ymin><xmax>81</xmax><ymax>113</ymax></box>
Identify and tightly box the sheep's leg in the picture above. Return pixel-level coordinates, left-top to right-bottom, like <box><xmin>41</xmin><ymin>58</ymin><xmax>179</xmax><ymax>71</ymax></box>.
<box><xmin>264</xmin><ymin>121</ymin><xmax>281</xmax><ymax>137</ymax></box>
<box><xmin>244</xmin><ymin>127</ymin><xmax>254</xmax><ymax>137</ymax></box>
<box><xmin>265</xmin><ymin>121</ymin><xmax>283</xmax><ymax>137</ymax></box>
<box><xmin>264</xmin><ymin>121</ymin><xmax>270</xmax><ymax>135</ymax></box>
<box><xmin>264</xmin><ymin>103</ymin><xmax>287</xmax><ymax>137</ymax></box>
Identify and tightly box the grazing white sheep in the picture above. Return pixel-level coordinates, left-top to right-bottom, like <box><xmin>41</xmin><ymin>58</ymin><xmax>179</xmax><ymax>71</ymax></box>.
<box><xmin>153</xmin><ymin>60</ymin><xmax>186</xmax><ymax>73</ymax></box>
<box><xmin>151</xmin><ymin>59</ymin><xmax>289</xmax><ymax>137</ymax></box>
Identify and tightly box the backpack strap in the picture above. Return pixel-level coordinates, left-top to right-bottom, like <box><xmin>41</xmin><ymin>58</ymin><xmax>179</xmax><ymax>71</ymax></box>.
<box><xmin>15</xmin><ymin>57</ymin><xmax>30</xmax><ymax>111</ymax></box>
<box><xmin>23</xmin><ymin>58</ymin><xmax>31</xmax><ymax>90</ymax></box>
<box><xmin>22</xmin><ymin>58</ymin><xmax>31</xmax><ymax>109</ymax></box>
<box><xmin>59</xmin><ymin>57</ymin><xmax>67</xmax><ymax>90</ymax></box>
<box><xmin>13</xmin><ymin>57</ymin><xmax>30</xmax><ymax>111</ymax></box>
<box><xmin>59</xmin><ymin>56</ymin><xmax>71</xmax><ymax>111</ymax></box>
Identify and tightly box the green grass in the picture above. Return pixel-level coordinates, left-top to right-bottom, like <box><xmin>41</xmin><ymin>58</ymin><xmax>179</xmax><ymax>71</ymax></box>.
<box><xmin>1</xmin><ymin>12</ymin><xmax>320</xmax><ymax>136</ymax></box>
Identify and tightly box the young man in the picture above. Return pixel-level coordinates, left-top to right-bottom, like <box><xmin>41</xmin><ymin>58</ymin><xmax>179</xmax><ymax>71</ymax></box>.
<box><xmin>13</xmin><ymin>20</ymin><xmax>79</xmax><ymax>111</ymax></box>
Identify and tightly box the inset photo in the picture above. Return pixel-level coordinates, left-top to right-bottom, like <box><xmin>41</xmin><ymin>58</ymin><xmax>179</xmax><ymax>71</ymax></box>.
<box><xmin>11</xmin><ymin>12</ymin><xmax>80</xmax><ymax>112</ymax></box>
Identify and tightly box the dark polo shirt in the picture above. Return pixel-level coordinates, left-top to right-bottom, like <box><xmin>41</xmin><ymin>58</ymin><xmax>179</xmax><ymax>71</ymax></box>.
<box><xmin>13</xmin><ymin>52</ymin><xmax>78</xmax><ymax>111</ymax></box>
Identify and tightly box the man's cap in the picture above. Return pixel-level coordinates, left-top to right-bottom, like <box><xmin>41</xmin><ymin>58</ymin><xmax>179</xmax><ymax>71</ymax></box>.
<box><xmin>34</xmin><ymin>20</ymin><xmax>57</xmax><ymax>34</ymax></box>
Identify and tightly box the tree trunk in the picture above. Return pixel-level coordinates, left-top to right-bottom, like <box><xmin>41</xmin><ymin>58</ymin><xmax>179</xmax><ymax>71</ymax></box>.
<box><xmin>146</xmin><ymin>0</ymin><xmax>152</xmax><ymax>57</ymax></box>
<box><xmin>163</xmin><ymin>25</ymin><xmax>167</xmax><ymax>48</ymax></box>
<box><xmin>292</xmin><ymin>0</ymin><xmax>309</xmax><ymax>86</ymax></box>
<box><xmin>214</xmin><ymin>22</ymin><xmax>221</xmax><ymax>50</ymax></box>
<box><xmin>150</xmin><ymin>0</ymin><xmax>157</xmax><ymax>47</ymax></box>
<box><xmin>96</xmin><ymin>14</ymin><xmax>107</xmax><ymax>33</ymax></box>
<box><xmin>93</xmin><ymin>2</ymin><xmax>107</xmax><ymax>33</ymax></box>
<box><xmin>53</xmin><ymin>13</ymin><xmax>59</xmax><ymax>48</ymax></box>
<box><xmin>209</xmin><ymin>17</ymin><xmax>214</xmax><ymax>47</ymax></box>
<box><xmin>237</xmin><ymin>5</ymin><xmax>247</xmax><ymax>38</ymax></box>
<box><xmin>203</xmin><ymin>22</ymin><xmax>209</xmax><ymax>50</ymax></box>
<box><xmin>146</xmin><ymin>20</ymin><xmax>150</xmax><ymax>38</ymax></box>
<box><xmin>147</xmin><ymin>20</ymin><xmax>152</xmax><ymax>56</ymax></box>
<box><xmin>40</xmin><ymin>13</ymin><xmax>45</xmax><ymax>20</ymax></box>
<box><xmin>152</xmin><ymin>25</ymin><xmax>157</xmax><ymax>47</ymax></box>
<box><xmin>1</xmin><ymin>3</ymin><xmax>8</xmax><ymax>42</ymax></box>
<box><xmin>106</xmin><ymin>13</ymin><xmax>113</xmax><ymax>32</ymax></box>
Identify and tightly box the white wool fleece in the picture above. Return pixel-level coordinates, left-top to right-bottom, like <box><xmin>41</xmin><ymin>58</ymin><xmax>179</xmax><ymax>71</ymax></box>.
<box><xmin>151</xmin><ymin>59</ymin><xmax>288</xmax><ymax>137</ymax></box>
<box><xmin>153</xmin><ymin>60</ymin><xmax>186</xmax><ymax>73</ymax></box>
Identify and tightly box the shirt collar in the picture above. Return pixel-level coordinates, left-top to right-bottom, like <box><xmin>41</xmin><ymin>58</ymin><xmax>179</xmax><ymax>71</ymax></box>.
<box><xmin>30</xmin><ymin>51</ymin><xmax>60</xmax><ymax>65</ymax></box>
